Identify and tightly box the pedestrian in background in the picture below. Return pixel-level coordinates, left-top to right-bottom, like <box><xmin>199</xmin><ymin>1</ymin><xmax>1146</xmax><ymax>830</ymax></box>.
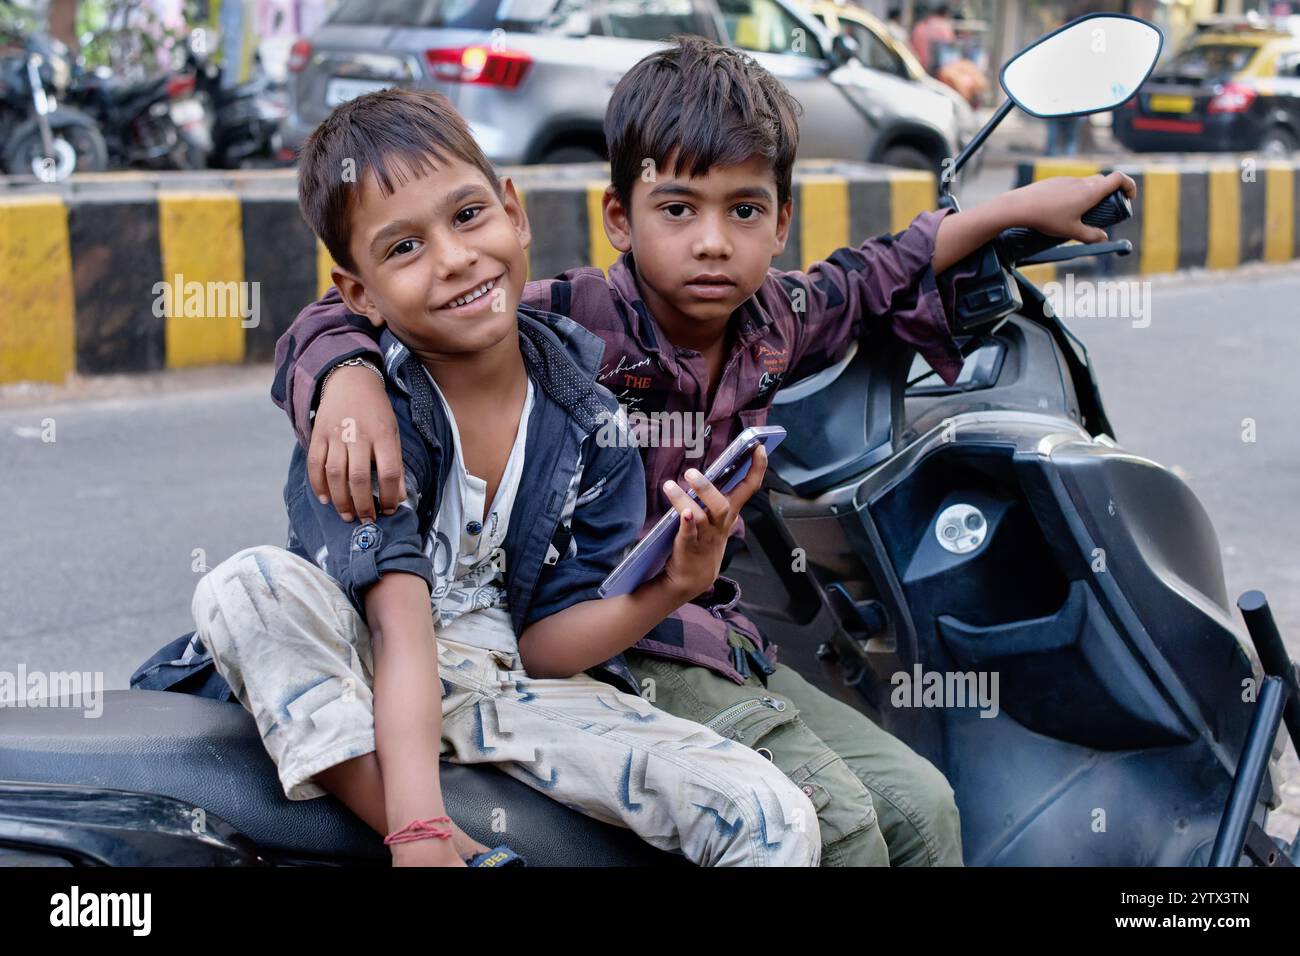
<box><xmin>910</xmin><ymin>1</ymin><xmax>956</xmax><ymax>75</ymax></box>
<box><xmin>1045</xmin><ymin>115</ymin><xmax>1084</xmax><ymax>156</ymax></box>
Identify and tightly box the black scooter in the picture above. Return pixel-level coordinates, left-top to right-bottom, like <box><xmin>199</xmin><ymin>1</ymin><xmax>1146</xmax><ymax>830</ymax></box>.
<box><xmin>1</xmin><ymin>14</ymin><xmax>1296</xmax><ymax>868</ymax></box>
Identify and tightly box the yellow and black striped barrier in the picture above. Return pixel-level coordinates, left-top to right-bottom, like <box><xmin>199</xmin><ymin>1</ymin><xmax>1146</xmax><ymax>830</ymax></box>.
<box><xmin>1</xmin><ymin>187</ymin><xmax>322</xmax><ymax>384</ymax></box>
<box><xmin>0</xmin><ymin>162</ymin><xmax>935</xmax><ymax>385</ymax></box>
<box><xmin>7</xmin><ymin>156</ymin><xmax>1297</xmax><ymax>386</ymax></box>
<box><xmin>1014</xmin><ymin>157</ymin><xmax>1300</xmax><ymax>284</ymax></box>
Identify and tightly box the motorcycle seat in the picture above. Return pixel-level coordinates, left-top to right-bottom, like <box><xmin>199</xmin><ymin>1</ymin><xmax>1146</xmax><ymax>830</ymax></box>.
<box><xmin>0</xmin><ymin>690</ymin><xmax>684</xmax><ymax>867</ymax></box>
<box><xmin>88</xmin><ymin>73</ymin><xmax>170</xmax><ymax>108</ymax></box>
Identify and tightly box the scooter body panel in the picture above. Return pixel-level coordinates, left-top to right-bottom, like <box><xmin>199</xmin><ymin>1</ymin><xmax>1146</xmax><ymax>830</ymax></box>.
<box><xmin>740</xmin><ymin>310</ymin><xmax>1270</xmax><ymax>866</ymax></box>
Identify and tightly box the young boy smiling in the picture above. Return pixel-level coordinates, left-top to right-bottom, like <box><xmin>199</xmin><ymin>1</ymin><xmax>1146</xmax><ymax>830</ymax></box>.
<box><xmin>186</xmin><ymin>87</ymin><xmax>824</xmax><ymax>867</ymax></box>
<box><xmin>274</xmin><ymin>37</ymin><xmax>1136</xmax><ymax>866</ymax></box>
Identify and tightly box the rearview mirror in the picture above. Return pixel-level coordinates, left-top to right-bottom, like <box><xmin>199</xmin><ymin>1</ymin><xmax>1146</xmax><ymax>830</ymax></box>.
<box><xmin>1000</xmin><ymin>13</ymin><xmax>1163</xmax><ymax>118</ymax></box>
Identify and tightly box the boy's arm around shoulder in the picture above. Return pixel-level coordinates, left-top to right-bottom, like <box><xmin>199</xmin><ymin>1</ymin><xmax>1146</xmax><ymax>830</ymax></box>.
<box><xmin>273</xmin><ymin>285</ymin><xmax>386</xmax><ymax>450</ymax></box>
<box><xmin>280</xmin><ymin>270</ymin><xmax>614</xmax><ymax>524</ymax></box>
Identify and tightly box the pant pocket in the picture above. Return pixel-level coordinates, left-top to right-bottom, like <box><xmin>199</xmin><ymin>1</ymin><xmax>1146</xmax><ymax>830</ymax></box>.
<box><xmin>699</xmin><ymin>692</ymin><xmax>801</xmax><ymax>746</ymax></box>
<box><xmin>768</xmin><ymin>722</ymin><xmax>878</xmax><ymax>846</ymax></box>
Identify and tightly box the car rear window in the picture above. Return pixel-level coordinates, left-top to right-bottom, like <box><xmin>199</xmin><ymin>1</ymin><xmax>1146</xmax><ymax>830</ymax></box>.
<box><xmin>595</xmin><ymin>0</ymin><xmax>709</xmax><ymax>41</ymax></box>
<box><xmin>328</xmin><ymin>0</ymin><xmax>503</xmax><ymax>28</ymax></box>
<box><xmin>1166</xmin><ymin>43</ymin><xmax>1260</xmax><ymax>77</ymax></box>
<box><xmin>717</xmin><ymin>0</ymin><xmax>822</xmax><ymax>58</ymax></box>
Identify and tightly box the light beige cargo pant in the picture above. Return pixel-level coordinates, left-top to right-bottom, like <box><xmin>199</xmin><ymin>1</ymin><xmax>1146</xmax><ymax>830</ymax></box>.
<box><xmin>192</xmin><ymin>545</ymin><xmax>821</xmax><ymax>866</ymax></box>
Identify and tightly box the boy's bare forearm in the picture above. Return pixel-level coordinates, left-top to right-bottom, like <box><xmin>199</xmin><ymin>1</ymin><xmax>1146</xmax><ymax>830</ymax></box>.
<box><xmin>932</xmin><ymin>173</ymin><xmax>1138</xmax><ymax>275</ymax></box>
<box><xmin>364</xmin><ymin>572</ymin><xmax>447</xmax><ymax>830</ymax></box>
<box><xmin>931</xmin><ymin>198</ymin><xmax>1020</xmax><ymax>274</ymax></box>
<box><xmin>518</xmin><ymin>574</ymin><xmax>690</xmax><ymax>678</ymax></box>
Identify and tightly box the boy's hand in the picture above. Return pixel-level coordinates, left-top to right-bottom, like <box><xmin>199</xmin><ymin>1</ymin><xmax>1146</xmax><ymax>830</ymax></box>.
<box><xmin>308</xmin><ymin>364</ymin><xmax>404</xmax><ymax>521</ymax></box>
<box><xmin>1008</xmin><ymin>170</ymin><xmax>1137</xmax><ymax>244</ymax></box>
<box><xmin>659</xmin><ymin>445</ymin><xmax>767</xmax><ymax>602</ymax></box>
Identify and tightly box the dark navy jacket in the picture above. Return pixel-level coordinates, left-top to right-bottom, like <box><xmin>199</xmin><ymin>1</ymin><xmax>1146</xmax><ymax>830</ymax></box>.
<box><xmin>131</xmin><ymin>305</ymin><xmax>648</xmax><ymax>697</ymax></box>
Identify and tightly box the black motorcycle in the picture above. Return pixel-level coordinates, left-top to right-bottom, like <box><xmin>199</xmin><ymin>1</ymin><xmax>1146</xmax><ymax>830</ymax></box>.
<box><xmin>65</xmin><ymin>50</ymin><xmax>212</xmax><ymax>171</ymax></box>
<box><xmin>1</xmin><ymin>14</ymin><xmax>1296</xmax><ymax>868</ymax></box>
<box><xmin>0</xmin><ymin>25</ymin><xmax>107</xmax><ymax>180</ymax></box>
<box><xmin>186</xmin><ymin>29</ymin><xmax>288</xmax><ymax>170</ymax></box>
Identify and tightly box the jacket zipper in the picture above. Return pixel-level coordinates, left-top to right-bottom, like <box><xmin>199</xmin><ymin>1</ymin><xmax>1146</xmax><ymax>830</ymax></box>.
<box><xmin>703</xmin><ymin>696</ymin><xmax>786</xmax><ymax>736</ymax></box>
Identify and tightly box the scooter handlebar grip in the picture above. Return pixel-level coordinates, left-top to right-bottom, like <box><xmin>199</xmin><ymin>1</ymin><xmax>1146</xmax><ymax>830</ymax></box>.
<box><xmin>1081</xmin><ymin>188</ymin><xmax>1133</xmax><ymax>230</ymax></box>
<box><xmin>998</xmin><ymin>188</ymin><xmax>1134</xmax><ymax>263</ymax></box>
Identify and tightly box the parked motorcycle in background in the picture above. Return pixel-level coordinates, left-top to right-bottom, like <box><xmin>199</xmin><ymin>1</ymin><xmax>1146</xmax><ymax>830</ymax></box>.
<box><xmin>186</xmin><ymin>27</ymin><xmax>289</xmax><ymax>169</ymax></box>
<box><xmin>66</xmin><ymin>30</ymin><xmax>212</xmax><ymax>171</ymax></box>
<box><xmin>0</xmin><ymin>24</ymin><xmax>107</xmax><ymax>180</ymax></box>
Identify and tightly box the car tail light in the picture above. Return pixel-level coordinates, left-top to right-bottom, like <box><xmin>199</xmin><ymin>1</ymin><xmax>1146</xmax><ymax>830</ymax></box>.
<box><xmin>424</xmin><ymin>46</ymin><xmax>531</xmax><ymax>89</ymax></box>
<box><xmin>1208</xmin><ymin>82</ymin><xmax>1256</xmax><ymax>114</ymax></box>
<box><xmin>167</xmin><ymin>72</ymin><xmax>196</xmax><ymax>99</ymax></box>
<box><xmin>1133</xmin><ymin>116</ymin><xmax>1205</xmax><ymax>134</ymax></box>
<box><xmin>288</xmin><ymin>38</ymin><xmax>313</xmax><ymax>74</ymax></box>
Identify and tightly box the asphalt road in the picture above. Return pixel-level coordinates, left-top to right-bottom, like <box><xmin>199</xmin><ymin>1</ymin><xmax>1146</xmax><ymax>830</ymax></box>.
<box><xmin>3</xmin><ymin>259</ymin><xmax>1299</xmax><ymax>835</ymax></box>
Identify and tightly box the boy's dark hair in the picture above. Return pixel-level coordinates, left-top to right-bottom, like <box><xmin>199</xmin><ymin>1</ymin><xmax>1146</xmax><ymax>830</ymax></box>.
<box><xmin>297</xmin><ymin>88</ymin><xmax>501</xmax><ymax>273</ymax></box>
<box><xmin>605</xmin><ymin>35</ymin><xmax>802</xmax><ymax>211</ymax></box>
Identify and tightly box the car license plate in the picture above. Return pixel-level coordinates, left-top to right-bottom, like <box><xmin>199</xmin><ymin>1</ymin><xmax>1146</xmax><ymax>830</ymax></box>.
<box><xmin>325</xmin><ymin>78</ymin><xmax>392</xmax><ymax>107</ymax></box>
<box><xmin>169</xmin><ymin>98</ymin><xmax>205</xmax><ymax>126</ymax></box>
<box><xmin>1149</xmin><ymin>94</ymin><xmax>1194</xmax><ymax>114</ymax></box>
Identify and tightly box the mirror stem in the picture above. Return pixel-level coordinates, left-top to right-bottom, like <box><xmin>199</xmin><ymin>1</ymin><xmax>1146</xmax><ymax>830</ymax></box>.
<box><xmin>941</xmin><ymin>97</ymin><xmax>1015</xmax><ymax>203</ymax></box>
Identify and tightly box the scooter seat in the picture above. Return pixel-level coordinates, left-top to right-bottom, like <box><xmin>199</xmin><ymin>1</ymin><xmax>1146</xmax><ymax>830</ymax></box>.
<box><xmin>0</xmin><ymin>690</ymin><xmax>683</xmax><ymax>867</ymax></box>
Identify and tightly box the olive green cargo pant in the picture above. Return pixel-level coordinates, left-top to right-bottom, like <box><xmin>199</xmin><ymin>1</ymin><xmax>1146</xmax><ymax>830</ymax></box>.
<box><xmin>625</xmin><ymin>649</ymin><xmax>964</xmax><ymax>867</ymax></box>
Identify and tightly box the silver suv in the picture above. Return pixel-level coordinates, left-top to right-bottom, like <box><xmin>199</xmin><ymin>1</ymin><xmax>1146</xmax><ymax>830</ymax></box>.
<box><xmin>284</xmin><ymin>0</ymin><xmax>959</xmax><ymax>170</ymax></box>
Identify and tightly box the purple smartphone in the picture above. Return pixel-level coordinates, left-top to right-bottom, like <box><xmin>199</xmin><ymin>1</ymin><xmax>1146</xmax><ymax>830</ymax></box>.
<box><xmin>597</xmin><ymin>425</ymin><xmax>786</xmax><ymax>598</ymax></box>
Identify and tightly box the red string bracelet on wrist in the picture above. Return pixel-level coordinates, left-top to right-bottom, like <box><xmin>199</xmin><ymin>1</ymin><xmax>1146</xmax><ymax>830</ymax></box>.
<box><xmin>384</xmin><ymin>816</ymin><xmax>454</xmax><ymax>845</ymax></box>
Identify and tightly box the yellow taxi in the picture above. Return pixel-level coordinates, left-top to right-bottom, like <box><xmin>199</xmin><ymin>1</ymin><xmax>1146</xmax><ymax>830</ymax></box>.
<box><xmin>1113</xmin><ymin>21</ymin><xmax>1300</xmax><ymax>156</ymax></box>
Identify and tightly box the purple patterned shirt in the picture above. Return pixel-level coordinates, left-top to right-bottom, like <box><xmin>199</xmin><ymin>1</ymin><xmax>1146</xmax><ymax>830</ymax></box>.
<box><xmin>272</xmin><ymin>208</ymin><xmax>967</xmax><ymax>683</ymax></box>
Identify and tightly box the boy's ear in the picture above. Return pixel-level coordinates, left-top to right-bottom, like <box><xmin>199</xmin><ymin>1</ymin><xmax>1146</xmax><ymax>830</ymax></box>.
<box><xmin>500</xmin><ymin>176</ymin><xmax>531</xmax><ymax>254</ymax></box>
<box><xmin>332</xmin><ymin>267</ymin><xmax>386</xmax><ymax>330</ymax></box>
<box><xmin>602</xmin><ymin>184</ymin><xmax>632</xmax><ymax>253</ymax></box>
<box><xmin>772</xmin><ymin>198</ymin><xmax>793</xmax><ymax>258</ymax></box>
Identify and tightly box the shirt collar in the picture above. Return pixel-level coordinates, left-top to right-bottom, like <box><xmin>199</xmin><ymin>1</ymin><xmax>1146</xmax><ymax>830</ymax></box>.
<box><xmin>377</xmin><ymin>306</ymin><xmax>604</xmax><ymax>385</ymax></box>
<box><xmin>379</xmin><ymin>329</ymin><xmax>411</xmax><ymax>383</ymax></box>
<box><xmin>378</xmin><ymin>307</ymin><xmax>609</xmax><ymax>433</ymax></box>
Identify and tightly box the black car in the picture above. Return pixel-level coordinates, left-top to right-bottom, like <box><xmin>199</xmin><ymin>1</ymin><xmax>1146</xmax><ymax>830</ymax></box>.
<box><xmin>1113</xmin><ymin>28</ymin><xmax>1300</xmax><ymax>156</ymax></box>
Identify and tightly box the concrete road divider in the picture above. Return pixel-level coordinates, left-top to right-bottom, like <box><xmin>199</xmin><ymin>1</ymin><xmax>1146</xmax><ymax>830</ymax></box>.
<box><xmin>0</xmin><ymin>162</ymin><xmax>936</xmax><ymax>385</ymax></box>
<box><xmin>8</xmin><ymin>156</ymin><xmax>1297</xmax><ymax>386</ymax></box>
<box><xmin>1014</xmin><ymin>157</ymin><xmax>1300</xmax><ymax>284</ymax></box>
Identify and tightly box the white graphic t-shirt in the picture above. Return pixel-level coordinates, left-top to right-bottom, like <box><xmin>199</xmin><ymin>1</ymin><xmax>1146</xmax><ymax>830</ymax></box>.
<box><xmin>423</xmin><ymin>367</ymin><xmax>535</xmax><ymax>653</ymax></box>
